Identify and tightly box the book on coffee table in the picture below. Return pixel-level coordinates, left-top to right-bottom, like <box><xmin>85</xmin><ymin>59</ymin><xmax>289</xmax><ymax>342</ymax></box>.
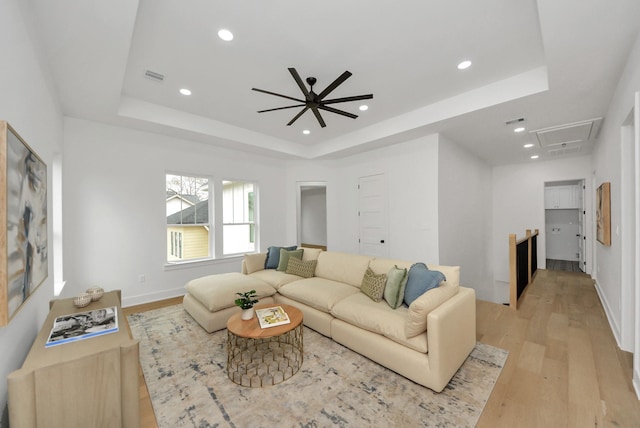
<box><xmin>255</xmin><ymin>306</ymin><xmax>291</xmax><ymax>328</ymax></box>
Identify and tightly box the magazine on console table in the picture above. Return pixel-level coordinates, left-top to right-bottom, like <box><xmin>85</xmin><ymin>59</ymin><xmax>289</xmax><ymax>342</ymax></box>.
<box><xmin>255</xmin><ymin>306</ymin><xmax>291</xmax><ymax>328</ymax></box>
<box><xmin>45</xmin><ymin>306</ymin><xmax>119</xmax><ymax>347</ymax></box>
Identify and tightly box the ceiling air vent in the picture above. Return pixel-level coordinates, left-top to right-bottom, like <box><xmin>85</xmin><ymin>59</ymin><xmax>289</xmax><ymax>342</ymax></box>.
<box><xmin>548</xmin><ymin>142</ymin><xmax>583</xmax><ymax>157</ymax></box>
<box><xmin>505</xmin><ymin>117</ymin><xmax>525</xmax><ymax>126</ymax></box>
<box><xmin>144</xmin><ymin>69</ymin><xmax>165</xmax><ymax>82</ymax></box>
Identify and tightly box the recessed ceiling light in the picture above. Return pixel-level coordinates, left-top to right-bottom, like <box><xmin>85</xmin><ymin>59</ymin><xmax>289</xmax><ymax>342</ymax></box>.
<box><xmin>218</xmin><ymin>29</ymin><xmax>234</xmax><ymax>41</ymax></box>
<box><xmin>457</xmin><ymin>60</ymin><xmax>472</xmax><ymax>70</ymax></box>
<box><xmin>179</xmin><ymin>88</ymin><xmax>192</xmax><ymax>96</ymax></box>
<box><xmin>523</xmin><ymin>143</ymin><xmax>534</xmax><ymax>148</ymax></box>
<box><xmin>514</xmin><ymin>127</ymin><xmax>526</xmax><ymax>133</ymax></box>
<box><xmin>531</xmin><ymin>155</ymin><xmax>539</xmax><ymax>159</ymax></box>
<box><xmin>302</xmin><ymin>129</ymin><xmax>310</xmax><ymax>135</ymax></box>
<box><xmin>359</xmin><ymin>105</ymin><xmax>369</xmax><ymax>111</ymax></box>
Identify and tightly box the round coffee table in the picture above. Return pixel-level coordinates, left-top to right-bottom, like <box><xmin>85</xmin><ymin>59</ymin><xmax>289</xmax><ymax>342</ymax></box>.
<box><xmin>226</xmin><ymin>303</ymin><xmax>303</xmax><ymax>387</ymax></box>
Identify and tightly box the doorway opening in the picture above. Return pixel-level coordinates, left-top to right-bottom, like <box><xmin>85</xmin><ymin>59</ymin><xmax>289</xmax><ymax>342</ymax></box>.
<box><xmin>544</xmin><ymin>179</ymin><xmax>586</xmax><ymax>273</ymax></box>
<box><xmin>297</xmin><ymin>182</ymin><xmax>327</xmax><ymax>250</ymax></box>
<box><xmin>620</xmin><ymin>93</ymin><xmax>639</xmax><ymax>362</ymax></box>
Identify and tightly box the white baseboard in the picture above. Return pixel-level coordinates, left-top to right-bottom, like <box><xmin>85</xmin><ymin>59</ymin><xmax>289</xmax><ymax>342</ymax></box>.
<box><xmin>122</xmin><ymin>287</ymin><xmax>185</xmax><ymax>308</ymax></box>
<box><xmin>634</xmin><ymin>369</ymin><xmax>640</xmax><ymax>400</ymax></box>
<box><xmin>593</xmin><ymin>279</ymin><xmax>623</xmax><ymax>349</ymax></box>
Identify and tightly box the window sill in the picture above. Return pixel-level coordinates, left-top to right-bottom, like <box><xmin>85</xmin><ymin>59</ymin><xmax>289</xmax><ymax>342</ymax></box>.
<box><xmin>163</xmin><ymin>255</ymin><xmax>245</xmax><ymax>271</ymax></box>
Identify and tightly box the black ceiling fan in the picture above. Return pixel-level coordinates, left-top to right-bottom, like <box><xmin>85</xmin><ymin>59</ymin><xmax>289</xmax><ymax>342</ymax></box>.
<box><xmin>252</xmin><ymin>68</ymin><xmax>373</xmax><ymax>128</ymax></box>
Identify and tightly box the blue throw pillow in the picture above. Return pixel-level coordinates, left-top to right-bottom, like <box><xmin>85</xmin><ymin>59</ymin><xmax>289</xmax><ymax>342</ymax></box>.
<box><xmin>264</xmin><ymin>245</ymin><xmax>297</xmax><ymax>269</ymax></box>
<box><xmin>403</xmin><ymin>262</ymin><xmax>446</xmax><ymax>306</ymax></box>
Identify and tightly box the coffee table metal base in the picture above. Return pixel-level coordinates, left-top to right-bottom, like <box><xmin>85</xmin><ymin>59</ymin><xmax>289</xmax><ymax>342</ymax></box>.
<box><xmin>227</xmin><ymin>324</ymin><xmax>303</xmax><ymax>387</ymax></box>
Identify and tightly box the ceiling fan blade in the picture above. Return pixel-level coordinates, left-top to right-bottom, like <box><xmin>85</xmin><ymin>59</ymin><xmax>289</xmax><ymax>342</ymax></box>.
<box><xmin>288</xmin><ymin>68</ymin><xmax>312</xmax><ymax>100</ymax></box>
<box><xmin>312</xmin><ymin>108</ymin><xmax>327</xmax><ymax>128</ymax></box>
<box><xmin>321</xmin><ymin>94</ymin><xmax>373</xmax><ymax>105</ymax></box>
<box><xmin>317</xmin><ymin>71</ymin><xmax>352</xmax><ymax>100</ymax></box>
<box><xmin>257</xmin><ymin>104</ymin><xmax>306</xmax><ymax>113</ymax></box>
<box><xmin>287</xmin><ymin>106</ymin><xmax>309</xmax><ymax>126</ymax></box>
<box><xmin>252</xmin><ymin>87</ymin><xmax>304</xmax><ymax>103</ymax></box>
<box><xmin>318</xmin><ymin>105</ymin><xmax>358</xmax><ymax>119</ymax></box>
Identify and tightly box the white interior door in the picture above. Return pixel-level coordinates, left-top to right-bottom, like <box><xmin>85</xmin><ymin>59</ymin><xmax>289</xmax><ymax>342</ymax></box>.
<box><xmin>358</xmin><ymin>174</ymin><xmax>388</xmax><ymax>257</ymax></box>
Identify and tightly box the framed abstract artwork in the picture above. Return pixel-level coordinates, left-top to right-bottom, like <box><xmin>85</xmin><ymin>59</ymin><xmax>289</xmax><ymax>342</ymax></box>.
<box><xmin>596</xmin><ymin>182</ymin><xmax>611</xmax><ymax>246</ymax></box>
<box><xmin>0</xmin><ymin>121</ymin><xmax>48</xmax><ymax>326</ymax></box>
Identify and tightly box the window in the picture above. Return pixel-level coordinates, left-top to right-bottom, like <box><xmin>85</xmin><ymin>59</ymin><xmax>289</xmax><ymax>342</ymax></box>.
<box><xmin>166</xmin><ymin>174</ymin><xmax>210</xmax><ymax>262</ymax></box>
<box><xmin>222</xmin><ymin>180</ymin><xmax>256</xmax><ymax>255</ymax></box>
<box><xmin>165</xmin><ymin>174</ymin><xmax>258</xmax><ymax>263</ymax></box>
<box><xmin>170</xmin><ymin>231</ymin><xmax>183</xmax><ymax>258</ymax></box>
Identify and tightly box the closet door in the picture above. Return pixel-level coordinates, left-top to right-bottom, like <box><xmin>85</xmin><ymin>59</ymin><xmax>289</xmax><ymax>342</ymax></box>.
<box><xmin>358</xmin><ymin>174</ymin><xmax>388</xmax><ymax>257</ymax></box>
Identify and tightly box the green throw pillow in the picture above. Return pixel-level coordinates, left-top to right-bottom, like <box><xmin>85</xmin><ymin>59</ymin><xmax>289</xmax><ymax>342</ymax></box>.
<box><xmin>383</xmin><ymin>265</ymin><xmax>408</xmax><ymax>309</ymax></box>
<box><xmin>286</xmin><ymin>257</ymin><xmax>317</xmax><ymax>278</ymax></box>
<box><xmin>361</xmin><ymin>267</ymin><xmax>387</xmax><ymax>302</ymax></box>
<box><xmin>277</xmin><ymin>248</ymin><xmax>304</xmax><ymax>271</ymax></box>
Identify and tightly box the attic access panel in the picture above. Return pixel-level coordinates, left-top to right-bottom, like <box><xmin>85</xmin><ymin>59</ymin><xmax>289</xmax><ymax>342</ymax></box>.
<box><xmin>534</xmin><ymin>121</ymin><xmax>594</xmax><ymax>147</ymax></box>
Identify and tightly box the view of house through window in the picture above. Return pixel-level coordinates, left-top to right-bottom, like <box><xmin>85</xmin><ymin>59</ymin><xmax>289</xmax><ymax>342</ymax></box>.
<box><xmin>223</xmin><ymin>180</ymin><xmax>256</xmax><ymax>255</ymax></box>
<box><xmin>166</xmin><ymin>174</ymin><xmax>210</xmax><ymax>262</ymax></box>
<box><xmin>166</xmin><ymin>175</ymin><xmax>257</xmax><ymax>262</ymax></box>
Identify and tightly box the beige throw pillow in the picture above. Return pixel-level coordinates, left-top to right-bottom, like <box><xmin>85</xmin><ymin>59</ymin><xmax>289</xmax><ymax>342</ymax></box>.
<box><xmin>244</xmin><ymin>253</ymin><xmax>267</xmax><ymax>274</ymax></box>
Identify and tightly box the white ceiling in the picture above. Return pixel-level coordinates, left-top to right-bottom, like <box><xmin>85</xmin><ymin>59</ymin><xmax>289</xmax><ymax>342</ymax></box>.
<box><xmin>27</xmin><ymin>0</ymin><xmax>640</xmax><ymax>165</ymax></box>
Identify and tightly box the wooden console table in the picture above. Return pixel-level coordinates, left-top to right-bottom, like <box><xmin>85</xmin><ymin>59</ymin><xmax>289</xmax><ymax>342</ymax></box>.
<box><xmin>7</xmin><ymin>290</ymin><xmax>139</xmax><ymax>428</ymax></box>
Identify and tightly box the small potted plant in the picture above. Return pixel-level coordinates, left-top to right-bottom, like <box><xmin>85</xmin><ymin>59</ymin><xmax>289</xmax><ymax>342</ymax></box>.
<box><xmin>235</xmin><ymin>290</ymin><xmax>259</xmax><ymax>320</ymax></box>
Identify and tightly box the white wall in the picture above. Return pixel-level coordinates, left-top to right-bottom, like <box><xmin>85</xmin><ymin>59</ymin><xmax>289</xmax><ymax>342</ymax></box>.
<box><xmin>0</xmin><ymin>0</ymin><xmax>63</xmax><ymax>424</ymax></box>
<box><xmin>287</xmin><ymin>135</ymin><xmax>440</xmax><ymax>262</ymax></box>
<box><xmin>492</xmin><ymin>156</ymin><xmax>593</xmax><ymax>302</ymax></box>
<box><xmin>591</xmin><ymin>31</ymin><xmax>640</xmax><ymax>365</ymax></box>
<box><xmin>62</xmin><ymin>118</ymin><xmax>288</xmax><ymax>306</ymax></box>
<box><xmin>438</xmin><ymin>135</ymin><xmax>493</xmax><ymax>300</ymax></box>
<box><xmin>336</xmin><ymin>135</ymin><xmax>440</xmax><ymax>261</ymax></box>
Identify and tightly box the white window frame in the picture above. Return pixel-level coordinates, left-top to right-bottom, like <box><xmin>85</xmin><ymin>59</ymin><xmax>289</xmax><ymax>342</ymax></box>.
<box><xmin>164</xmin><ymin>173</ymin><xmax>259</xmax><ymax>269</ymax></box>
<box><xmin>165</xmin><ymin>172</ymin><xmax>212</xmax><ymax>265</ymax></box>
<box><xmin>221</xmin><ymin>180</ymin><xmax>258</xmax><ymax>256</ymax></box>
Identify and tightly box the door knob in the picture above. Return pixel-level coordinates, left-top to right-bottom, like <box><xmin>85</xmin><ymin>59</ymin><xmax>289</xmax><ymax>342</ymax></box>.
<box><xmin>380</xmin><ymin>240</ymin><xmax>385</xmax><ymax>244</ymax></box>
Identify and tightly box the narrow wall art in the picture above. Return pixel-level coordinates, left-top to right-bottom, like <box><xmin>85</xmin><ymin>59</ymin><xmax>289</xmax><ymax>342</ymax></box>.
<box><xmin>596</xmin><ymin>181</ymin><xmax>611</xmax><ymax>246</ymax></box>
<box><xmin>0</xmin><ymin>121</ymin><xmax>48</xmax><ymax>326</ymax></box>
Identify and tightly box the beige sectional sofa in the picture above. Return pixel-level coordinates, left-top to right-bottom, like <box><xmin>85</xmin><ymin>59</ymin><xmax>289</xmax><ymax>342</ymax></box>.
<box><xmin>183</xmin><ymin>248</ymin><xmax>476</xmax><ymax>392</ymax></box>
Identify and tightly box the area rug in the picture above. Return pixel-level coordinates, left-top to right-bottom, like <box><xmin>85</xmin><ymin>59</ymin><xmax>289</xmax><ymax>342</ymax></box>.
<box><xmin>128</xmin><ymin>304</ymin><xmax>508</xmax><ymax>427</ymax></box>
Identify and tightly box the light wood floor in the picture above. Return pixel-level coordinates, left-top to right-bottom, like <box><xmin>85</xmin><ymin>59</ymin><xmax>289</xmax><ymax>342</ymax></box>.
<box><xmin>124</xmin><ymin>270</ymin><xmax>640</xmax><ymax>427</ymax></box>
<box><xmin>476</xmin><ymin>268</ymin><xmax>640</xmax><ymax>427</ymax></box>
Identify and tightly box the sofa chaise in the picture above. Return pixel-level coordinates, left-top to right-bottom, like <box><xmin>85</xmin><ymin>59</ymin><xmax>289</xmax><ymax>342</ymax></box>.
<box><xmin>183</xmin><ymin>247</ymin><xmax>476</xmax><ymax>392</ymax></box>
